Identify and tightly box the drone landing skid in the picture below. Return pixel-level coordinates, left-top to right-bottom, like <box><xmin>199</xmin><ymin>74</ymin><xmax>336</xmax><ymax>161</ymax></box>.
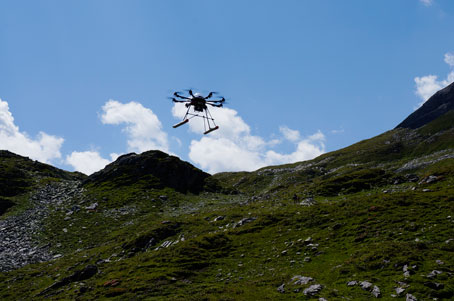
<box><xmin>173</xmin><ymin>119</ymin><xmax>189</xmax><ymax>128</ymax></box>
<box><xmin>204</xmin><ymin>126</ymin><xmax>219</xmax><ymax>135</ymax></box>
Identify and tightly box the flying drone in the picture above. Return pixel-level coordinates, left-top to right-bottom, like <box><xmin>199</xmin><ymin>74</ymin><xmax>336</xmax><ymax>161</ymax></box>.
<box><xmin>171</xmin><ymin>90</ymin><xmax>225</xmax><ymax>134</ymax></box>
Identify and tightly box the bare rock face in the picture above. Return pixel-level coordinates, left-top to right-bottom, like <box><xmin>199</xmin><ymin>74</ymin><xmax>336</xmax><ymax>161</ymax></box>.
<box><xmin>396</xmin><ymin>81</ymin><xmax>454</xmax><ymax>129</ymax></box>
<box><xmin>83</xmin><ymin>150</ymin><xmax>213</xmax><ymax>194</ymax></box>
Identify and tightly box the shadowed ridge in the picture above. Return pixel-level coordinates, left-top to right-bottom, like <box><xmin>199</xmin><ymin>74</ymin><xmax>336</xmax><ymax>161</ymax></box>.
<box><xmin>83</xmin><ymin>150</ymin><xmax>212</xmax><ymax>194</ymax></box>
<box><xmin>396</xmin><ymin>81</ymin><xmax>454</xmax><ymax>129</ymax></box>
<box><xmin>0</xmin><ymin>150</ymin><xmax>85</xmax><ymax>197</ymax></box>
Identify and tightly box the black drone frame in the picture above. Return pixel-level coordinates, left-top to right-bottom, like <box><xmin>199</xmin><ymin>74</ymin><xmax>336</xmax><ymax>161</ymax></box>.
<box><xmin>172</xmin><ymin>90</ymin><xmax>225</xmax><ymax>134</ymax></box>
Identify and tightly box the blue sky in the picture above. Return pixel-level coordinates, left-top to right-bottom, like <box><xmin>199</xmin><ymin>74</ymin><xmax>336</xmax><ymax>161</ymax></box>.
<box><xmin>1</xmin><ymin>0</ymin><xmax>454</xmax><ymax>174</ymax></box>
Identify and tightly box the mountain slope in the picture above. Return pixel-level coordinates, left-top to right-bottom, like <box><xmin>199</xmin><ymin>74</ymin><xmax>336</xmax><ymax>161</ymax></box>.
<box><xmin>0</xmin><ymin>85</ymin><xmax>454</xmax><ymax>300</ymax></box>
<box><xmin>0</xmin><ymin>150</ymin><xmax>84</xmax><ymax>216</ymax></box>
<box><xmin>396</xmin><ymin>81</ymin><xmax>454</xmax><ymax>129</ymax></box>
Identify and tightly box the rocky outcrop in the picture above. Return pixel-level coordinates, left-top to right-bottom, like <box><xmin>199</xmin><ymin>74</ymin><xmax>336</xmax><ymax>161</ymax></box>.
<box><xmin>83</xmin><ymin>150</ymin><xmax>212</xmax><ymax>194</ymax></box>
<box><xmin>0</xmin><ymin>180</ymin><xmax>85</xmax><ymax>272</ymax></box>
<box><xmin>0</xmin><ymin>150</ymin><xmax>85</xmax><ymax>198</ymax></box>
<box><xmin>37</xmin><ymin>265</ymin><xmax>98</xmax><ymax>297</ymax></box>
<box><xmin>396</xmin><ymin>81</ymin><xmax>454</xmax><ymax>129</ymax></box>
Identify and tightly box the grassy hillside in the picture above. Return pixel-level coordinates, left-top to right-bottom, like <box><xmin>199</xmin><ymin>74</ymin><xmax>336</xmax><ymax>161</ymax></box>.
<box><xmin>0</xmin><ymin>112</ymin><xmax>453</xmax><ymax>300</ymax></box>
<box><xmin>0</xmin><ymin>151</ymin><xmax>84</xmax><ymax>217</ymax></box>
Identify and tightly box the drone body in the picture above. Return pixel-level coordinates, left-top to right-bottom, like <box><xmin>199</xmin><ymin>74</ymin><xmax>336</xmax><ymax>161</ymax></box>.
<box><xmin>171</xmin><ymin>90</ymin><xmax>225</xmax><ymax>134</ymax></box>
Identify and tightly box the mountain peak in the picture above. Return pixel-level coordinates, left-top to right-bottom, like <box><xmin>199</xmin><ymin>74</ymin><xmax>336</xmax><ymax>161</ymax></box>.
<box><xmin>83</xmin><ymin>150</ymin><xmax>212</xmax><ymax>194</ymax></box>
<box><xmin>396</xmin><ymin>81</ymin><xmax>454</xmax><ymax>129</ymax></box>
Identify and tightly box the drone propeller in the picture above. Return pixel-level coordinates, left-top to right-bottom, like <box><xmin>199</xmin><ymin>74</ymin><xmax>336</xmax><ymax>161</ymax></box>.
<box><xmin>206</xmin><ymin>102</ymin><xmax>223</xmax><ymax>108</ymax></box>
<box><xmin>183</xmin><ymin>89</ymin><xmax>196</xmax><ymax>96</ymax></box>
<box><xmin>173</xmin><ymin>91</ymin><xmax>190</xmax><ymax>100</ymax></box>
<box><xmin>207</xmin><ymin>97</ymin><xmax>225</xmax><ymax>103</ymax></box>
<box><xmin>205</xmin><ymin>92</ymin><xmax>220</xmax><ymax>99</ymax></box>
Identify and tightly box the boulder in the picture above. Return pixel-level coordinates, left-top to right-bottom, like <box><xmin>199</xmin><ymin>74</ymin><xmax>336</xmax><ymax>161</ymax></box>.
<box><xmin>303</xmin><ymin>284</ymin><xmax>322</xmax><ymax>296</ymax></box>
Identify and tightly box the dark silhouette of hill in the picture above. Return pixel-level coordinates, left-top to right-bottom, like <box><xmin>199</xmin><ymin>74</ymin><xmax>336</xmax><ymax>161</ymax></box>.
<box><xmin>83</xmin><ymin>150</ymin><xmax>212</xmax><ymax>194</ymax></box>
<box><xmin>396</xmin><ymin>81</ymin><xmax>454</xmax><ymax>129</ymax></box>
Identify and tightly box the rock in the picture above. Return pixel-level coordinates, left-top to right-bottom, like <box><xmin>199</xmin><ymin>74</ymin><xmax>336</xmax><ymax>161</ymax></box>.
<box><xmin>347</xmin><ymin>280</ymin><xmax>358</xmax><ymax>286</ymax></box>
<box><xmin>85</xmin><ymin>202</ymin><xmax>98</xmax><ymax>210</ymax></box>
<box><xmin>427</xmin><ymin>270</ymin><xmax>442</xmax><ymax>278</ymax></box>
<box><xmin>303</xmin><ymin>284</ymin><xmax>322</xmax><ymax>296</ymax></box>
<box><xmin>405</xmin><ymin>174</ymin><xmax>419</xmax><ymax>182</ymax></box>
<box><xmin>0</xmin><ymin>180</ymin><xmax>86</xmax><ymax>272</ymax></box>
<box><xmin>304</xmin><ymin>256</ymin><xmax>312</xmax><ymax>262</ymax></box>
<box><xmin>406</xmin><ymin>293</ymin><xmax>417</xmax><ymax>301</ymax></box>
<box><xmin>277</xmin><ymin>283</ymin><xmax>285</xmax><ymax>293</ymax></box>
<box><xmin>436</xmin><ymin>259</ymin><xmax>444</xmax><ymax>265</ymax></box>
<box><xmin>234</xmin><ymin>217</ymin><xmax>257</xmax><ymax>227</ymax></box>
<box><xmin>37</xmin><ymin>265</ymin><xmax>98</xmax><ymax>296</ymax></box>
<box><xmin>292</xmin><ymin>275</ymin><xmax>313</xmax><ymax>285</ymax></box>
<box><xmin>213</xmin><ymin>216</ymin><xmax>225</xmax><ymax>222</ymax></box>
<box><xmin>300</xmin><ymin>198</ymin><xmax>316</xmax><ymax>206</ymax></box>
<box><xmin>419</xmin><ymin>175</ymin><xmax>439</xmax><ymax>184</ymax></box>
<box><xmin>360</xmin><ymin>281</ymin><xmax>373</xmax><ymax>290</ymax></box>
<box><xmin>396</xmin><ymin>287</ymin><xmax>405</xmax><ymax>295</ymax></box>
<box><xmin>372</xmin><ymin>285</ymin><xmax>381</xmax><ymax>298</ymax></box>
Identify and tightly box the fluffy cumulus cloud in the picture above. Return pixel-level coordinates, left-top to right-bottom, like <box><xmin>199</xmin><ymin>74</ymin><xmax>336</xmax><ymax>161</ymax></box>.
<box><xmin>414</xmin><ymin>52</ymin><xmax>454</xmax><ymax>107</ymax></box>
<box><xmin>65</xmin><ymin>99</ymin><xmax>169</xmax><ymax>175</ymax></box>
<box><xmin>101</xmin><ymin>100</ymin><xmax>169</xmax><ymax>153</ymax></box>
<box><xmin>445</xmin><ymin>52</ymin><xmax>454</xmax><ymax>67</ymax></box>
<box><xmin>172</xmin><ymin>103</ymin><xmax>325</xmax><ymax>174</ymax></box>
<box><xmin>0</xmin><ymin>98</ymin><xmax>64</xmax><ymax>163</ymax></box>
<box><xmin>280</xmin><ymin>126</ymin><xmax>301</xmax><ymax>142</ymax></box>
<box><xmin>65</xmin><ymin>151</ymin><xmax>119</xmax><ymax>175</ymax></box>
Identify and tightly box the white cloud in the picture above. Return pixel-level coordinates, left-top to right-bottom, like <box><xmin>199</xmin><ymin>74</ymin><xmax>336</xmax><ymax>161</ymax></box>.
<box><xmin>101</xmin><ymin>100</ymin><xmax>169</xmax><ymax>153</ymax></box>
<box><xmin>65</xmin><ymin>151</ymin><xmax>116</xmax><ymax>175</ymax></box>
<box><xmin>173</xmin><ymin>103</ymin><xmax>325</xmax><ymax>174</ymax></box>
<box><xmin>420</xmin><ymin>0</ymin><xmax>434</xmax><ymax>6</ymax></box>
<box><xmin>414</xmin><ymin>52</ymin><xmax>454</xmax><ymax>107</ymax></box>
<box><xmin>280</xmin><ymin>126</ymin><xmax>301</xmax><ymax>142</ymax></box>
<box><xmin>0</xmin><ymin>98</ymin><xmax>64</xmax><ymax>163</ymax></box>
<box><xmin>445</xmin><ymin>52</ymin><xmax>454</xmax><ymax>67</ymax></box>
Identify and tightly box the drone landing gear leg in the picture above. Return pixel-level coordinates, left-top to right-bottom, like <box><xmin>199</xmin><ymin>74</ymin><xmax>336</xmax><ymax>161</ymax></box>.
<box><xmin>173</xmin><ymin>107</ymin><xmax>191</xmax><ymax>128</ymax></box>
<box><xmin>203</xmin><ymin>108</ymin><xmax>219</xmax><ymax>135</ymax></box>
<box><xmin>173</xmin><ymin>119</ymin><xmax>189</xmax><ymax>128</ymax></box>
<box><xmin>204</xmin><ymin>126</ymin><xmax>219</xmax><ymax>135</ymax></box>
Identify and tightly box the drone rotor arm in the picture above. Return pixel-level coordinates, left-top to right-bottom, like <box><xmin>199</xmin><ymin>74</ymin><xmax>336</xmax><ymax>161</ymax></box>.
<box><xmin>207</xmin><ymin>97</ymin><xmax>225</xmax><ymax>103</ymax></box>
<box><xmin>173</xmin><ymin>92</ymin><xmax>190</xmax><ymax>100</ymax></box>
<box><xmin>207</xmin><ymin>102</ymin><xmax>223</xmax><ymax>108</ymax></box>
<box><xmin>172</xmin><ymin>98</ymin><xmax>190</xmax><ymax>103</ymax></box>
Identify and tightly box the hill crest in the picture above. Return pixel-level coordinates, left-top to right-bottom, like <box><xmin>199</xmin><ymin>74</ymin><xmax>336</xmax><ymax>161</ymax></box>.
<box><xmin>396</xmin><ymin>81</ymin><xmax>454</xmax><ymax>129</ymax></box>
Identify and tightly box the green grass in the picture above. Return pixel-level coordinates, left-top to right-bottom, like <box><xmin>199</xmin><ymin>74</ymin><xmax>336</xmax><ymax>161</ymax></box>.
<box><xmin>1</xmin><ymin>123</ymin><xmax>454</xmax><ymax>300</ymax></box>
